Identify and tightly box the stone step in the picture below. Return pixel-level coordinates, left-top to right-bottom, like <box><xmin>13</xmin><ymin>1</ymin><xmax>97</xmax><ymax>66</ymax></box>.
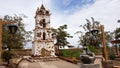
<box><xmin>113</xmin><ymin>66</ymin><xmax>120</xmax><ymax>68</ymax></box>
<box><xmin>0</xmin><ymin>66</ymin><xmax>7</xmax><ymax>68</ymax></box>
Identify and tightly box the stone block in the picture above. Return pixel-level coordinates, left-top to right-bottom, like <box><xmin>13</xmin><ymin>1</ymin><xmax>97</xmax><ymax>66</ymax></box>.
<box><xmin>80</xmin><ymin>64</ymin><xmax>100</xmax><ymax>68</ymax></box>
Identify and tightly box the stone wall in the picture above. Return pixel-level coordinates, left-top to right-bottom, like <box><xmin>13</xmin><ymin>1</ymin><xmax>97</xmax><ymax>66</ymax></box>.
<box><xmin>11</xmin><ymin>49</ymin><xmax>32</xmax><ymax>58</ymax></box>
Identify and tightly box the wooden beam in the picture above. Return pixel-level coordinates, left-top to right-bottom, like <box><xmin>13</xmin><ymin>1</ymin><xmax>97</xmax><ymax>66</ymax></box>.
<box><xmin>100</xmin><ymin>25</ymin><xmax>108</xmax><ymax>62</ymax></box>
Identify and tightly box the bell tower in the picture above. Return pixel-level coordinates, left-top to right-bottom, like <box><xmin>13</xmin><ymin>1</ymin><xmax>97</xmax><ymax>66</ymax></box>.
<box><xmin>32</xmin><ymin>4</ymin><xmax>55</xmax><ymax>57</ymax></box>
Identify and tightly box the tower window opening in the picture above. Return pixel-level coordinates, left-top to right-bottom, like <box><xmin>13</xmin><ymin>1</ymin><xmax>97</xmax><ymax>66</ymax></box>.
<box><xmin>39</xmin><ymin>21</ymin><xmax>42</xmax><ymax>26</ymax></box>
<box><xmin>43</xmin><ymin>23</ymin><xmax>46</xmax><ymax>28</ymax></box>
<box><xmin>43</xmin><ymin>19</ymin><xmax>45</xmax><ymax>22</ymax></box>
<box><xmin>42</xmin><ymin>19</ymin><xmax>46</xmax><ymax>28</ymax></box>
<box><xmin>39</xmin><ymin>10</ymin><xmax>42</xmax><ymax>14</ymax></box>
<box><xmin>43</xmin><ymin>32</ymin><xmax>46</xmax><ymax>40</ymax></box>
<box><xmin>46</xmin><ymin>11</ymin><xmax>49</xmax><ymax>15</ymax></box>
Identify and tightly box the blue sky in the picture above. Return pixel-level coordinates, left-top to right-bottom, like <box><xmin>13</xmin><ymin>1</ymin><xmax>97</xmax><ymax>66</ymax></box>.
<box><xmin>52</xmin><ymin>0</ymin><xmax>95</xmax><ymax>14</ymax></box>
<box><xmin>0</xmin><ymin>0</ymin><xmax>120</xmax><ymax>48</ymax></box>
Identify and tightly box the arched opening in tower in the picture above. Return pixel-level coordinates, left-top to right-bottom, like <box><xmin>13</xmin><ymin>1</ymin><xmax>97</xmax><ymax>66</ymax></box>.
<box><xmin>43</xmin><ymin>32</ymin><xmax>46</xmax><ymax>40</ymax></box>
<box><xmin>42</xmin><ymin>19</ymin><xmax>46</xmax><ymax>28</ymax></box>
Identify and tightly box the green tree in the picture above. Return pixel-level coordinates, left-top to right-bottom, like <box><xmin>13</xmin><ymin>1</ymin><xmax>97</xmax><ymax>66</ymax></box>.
<box><xmin>114</xmin><ymin>28</ymin><xmax>120</xmax><ymax>40</ymax></box>
<box><xmin>76</xmin><ymin>17</ymin><xmax>113</xmax><ymax>48</ymax></box>
<box><xmin>2</xmin><ymin>15</ymin><xmax>32</xmax><ymax>50</ymax></box>
<box><xmin>52</xmin><ymin>24</ymin><xmax>72</xmax><ymax>46</ymax></box>
<box><xmin>51</xmin><ymin>24</ymin><xmax>72</xmax><ymax>50</ymax></box>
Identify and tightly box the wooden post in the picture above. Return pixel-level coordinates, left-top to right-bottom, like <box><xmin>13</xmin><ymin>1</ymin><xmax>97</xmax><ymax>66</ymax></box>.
<box><xmin>0</xmin><ymin>19</ymin><xmax>3</xmax><ymax>60</ymax></box>
<box><xmin>100</xmin><ymin>25</ymin><xmax>108</xmax><ymax>62</ymax></box>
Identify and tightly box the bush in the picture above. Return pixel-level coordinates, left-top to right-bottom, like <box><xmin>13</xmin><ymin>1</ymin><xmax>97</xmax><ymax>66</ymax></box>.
<box><xmin>109</xmin><ymin>53</ymin><xmax>116</xmax><ymax>60</ymax></box>
<box><xmin>88</xmin><ymin>45</ymin><xmax>96</xmax><ymax>53</ymax></box>
<box><xmin>2</xmin><ymin>51</ymin><xmax>12</xmax><ymax>62</ymax></box>
<box><xmin>102</xmin><ymin>46</ymin><xmax>116</xmax><ymax>60</ymax></box>
<box><xmin>61</xmin><ymin>49</ymin><xmax>82</xmax><ymax>60</ymax></box>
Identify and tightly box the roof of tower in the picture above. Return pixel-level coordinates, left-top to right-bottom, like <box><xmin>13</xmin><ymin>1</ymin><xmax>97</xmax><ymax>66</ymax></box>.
<box><xmin>40</xmin><ymin>4</ymin><xmax>45</xmax><ymax>10</ymax></box>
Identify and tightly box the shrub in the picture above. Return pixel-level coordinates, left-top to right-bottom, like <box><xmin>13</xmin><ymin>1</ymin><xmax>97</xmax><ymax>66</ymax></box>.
<box><xmin>109</xmin><ymin>53</ymin><xmax>116</xmax><ymax>60</ymax></box>
<box><xmin>88</xmin><ymin>45</ymin><xmax>96</xmax><ymax>53</ymax></box>
<box><xmin>2</xmin><ymin>51</ymin><xmax>12</xmax><ymax>62</ymax></box>
<box><xmin>61</xmin><ymin>49</ymin><xmax>82</xmax><ymax>60</ymax></box>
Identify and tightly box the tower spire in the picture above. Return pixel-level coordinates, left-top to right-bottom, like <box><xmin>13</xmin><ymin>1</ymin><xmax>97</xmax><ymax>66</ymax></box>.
<box><xmin>40</xmin><ymin>0</ymin><xmax>45</xmax><ymax>10</ymax></box>
<box><xmin>40</xmin><ymin>4</ymin><xmax>45</xmax><ymax>10</ymax></box>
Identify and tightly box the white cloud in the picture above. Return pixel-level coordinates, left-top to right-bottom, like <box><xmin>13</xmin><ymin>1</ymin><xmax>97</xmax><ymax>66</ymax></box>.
<box><xmin>51</xmin><ymin>0</ymin><xmax>120</xmax><ymax>47</ymax></box>
<box><xmin>62</xmin><ymin>0</ymin><xmax>73</xmax><ymax>6</ymax></box>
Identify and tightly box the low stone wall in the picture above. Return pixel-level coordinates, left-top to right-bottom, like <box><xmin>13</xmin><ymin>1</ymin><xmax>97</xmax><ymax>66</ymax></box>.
<box><xmin>11</xmin><ymin>49</ymin><xmax>32</xmax><ymax>58</ymax></box>
<box><xmin>80</xmin><ymin>64</ymin><xmax>100</xmax><ymax>68</ymax></box>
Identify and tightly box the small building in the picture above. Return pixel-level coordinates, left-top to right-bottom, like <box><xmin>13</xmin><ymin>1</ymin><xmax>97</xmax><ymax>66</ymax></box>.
<box><xmin>55</xmin><ymin>45</ymin><xmax>75</xmax><ymax>50</ymax></box>
<box><xmin>111</xmin><ymin>40</ymin><xmax>120</xmax><ymax>56</ymax></box>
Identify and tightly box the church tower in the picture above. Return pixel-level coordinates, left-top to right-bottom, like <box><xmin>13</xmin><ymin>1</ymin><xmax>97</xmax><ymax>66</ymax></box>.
<box><xmin>32</xmin><ymin>4</ymin><xmax>55</xmax><ymax>57</ymax></box>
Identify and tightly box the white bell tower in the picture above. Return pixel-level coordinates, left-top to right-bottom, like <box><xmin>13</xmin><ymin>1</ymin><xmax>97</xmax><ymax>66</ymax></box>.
<box><xmin>32</xmin><ymin>4</ymin><xmax>55</xmax><ymax>57</ymax></box>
